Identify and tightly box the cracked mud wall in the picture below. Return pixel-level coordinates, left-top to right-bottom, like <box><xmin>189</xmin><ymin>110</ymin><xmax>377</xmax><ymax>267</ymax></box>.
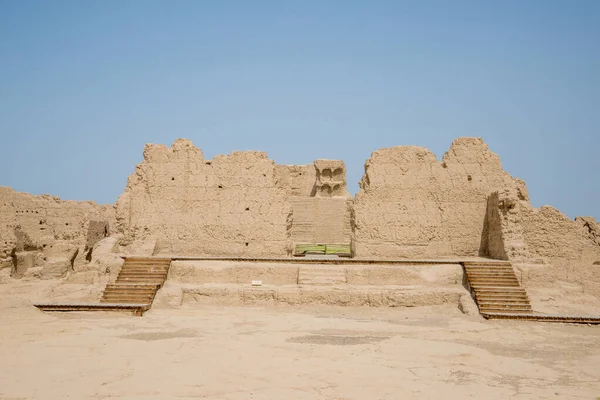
<box><xmin>0</xmin><ymin>187</ymin><xmax>115</xmax><ymax>279</ymax></box>
<box><xmin>352</xmin><ymin>138</ymin><xmax>528</xmax><ymax>258</ymax></box>
<box><xmin>115</xmin><ymin>139</ymin><xmax>292</xmax><ymax>256</ymax></box>
<box><xmin>483</xmin><ymin>190</ymin><xmax>600</xmax><ymax>299</ymax></box>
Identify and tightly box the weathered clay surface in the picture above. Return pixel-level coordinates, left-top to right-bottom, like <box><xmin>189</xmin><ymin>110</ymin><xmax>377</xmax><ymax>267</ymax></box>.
<box><xmin>313</xmin><ymin>159</ymin><xmax>348</xmax><ymax>197</ymax></box>
<box><xmin>115</xmin><ymin>139</ymin><xmax>292</xmax><ymax>256</ymax></box>
<box><xmin>67</xmin><ymin>236</ymin><xmax>124</xmax><ymax>284</ymax></box>
<box><xmin>180</xmin><ymin>285</ymin><xmax>464</xmax><ymax>308</ymax></box>
<box><xmin>0</xmin><ymin>187</ymin><xmax>115</xmax><ymax>278</ymax></box>
<box><xmin>274</xmin><ymin>164</ymin><xmax>316</xmax><ymax>197</ymax></box>
<box><xmin>289</xmin><ymin>197</ymin><xmax>352</xmax><ymax>245</ymax></box>
<box><xmin>482</xmin><ymin>190</ymin><xmax>600</xmax><ymax>298</ymax></box>
<box><xmin>353</xmin><ymin>138</ymin><xmax>528</xmax><ymax>258</ymax></box>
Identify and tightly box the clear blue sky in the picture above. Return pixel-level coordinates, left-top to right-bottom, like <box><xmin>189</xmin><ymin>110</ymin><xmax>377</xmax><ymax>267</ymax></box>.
<box><xmin>1</xmin><ymin>0</ymin><xmax>598</xmax><ymax>219</ymax></box>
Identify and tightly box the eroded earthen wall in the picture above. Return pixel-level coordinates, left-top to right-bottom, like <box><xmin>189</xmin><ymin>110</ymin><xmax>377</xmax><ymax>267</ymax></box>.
<box><xmin>115</xmin><ymin>139</ymin><xmax>292</xmax><ymax>256</ymax></box>
<box><xmin>289</xmin><ymin>197</ymin><xmax>353</xmax><ymax>245</ymax></box>
<box><xmin>482</xmin><ymin>190</ymin><xmax>600</xmax><ymax>298</ymax></box>
<box><xmin>352</xmin><ymin>138</ymin><xmax>528</xmax><ymax>258</ymax></box>
<box><xmin>274</xmin><ymin>165</ymin><xmax>316</xmax><ymax>197</ymax></box>
<box><xmin>0</xmin><ymin>187</ymin><xmax>115</xmax><ymax>279</ymax></box>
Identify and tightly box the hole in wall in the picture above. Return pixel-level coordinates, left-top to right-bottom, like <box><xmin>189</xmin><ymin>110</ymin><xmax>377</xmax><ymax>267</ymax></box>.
<box><xmin>218</xmin><ymin>185</ymin><xmax>223</xmax><ymax>189</ymax></box>
<box><xmin>467</xmin><ymin>175</ymin><xmax>472</xmax><ymax>182</ymax></box>
<box><xmin>245</xmin><ymin>242</ymin><xmax>249</xmax><ymax>247</ymax></box>
<box><xmin>171</xmin><ymin>177</ymin><xmax>175</xmax><ymax>181</ymax></box>
<box><xmin>245</xmin><ymin>207</ymin><xmax>250</xmax><ymax>211</ymax></box>
<box><xmin>442</xmin><ymin>162</ymin><xmax>448</xmax><ymax>169</ymax></box>
<box><xmin>65</xmin><ymin>223</ymin><xmax>69</xmax><ymax>226</ymax></box>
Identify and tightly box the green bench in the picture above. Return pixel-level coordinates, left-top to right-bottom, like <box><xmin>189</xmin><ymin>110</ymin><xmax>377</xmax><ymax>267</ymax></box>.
<box><xmin>294</xmin><ymin>244</ymin><xmax>351</xmax><ymax>257</ymax></box>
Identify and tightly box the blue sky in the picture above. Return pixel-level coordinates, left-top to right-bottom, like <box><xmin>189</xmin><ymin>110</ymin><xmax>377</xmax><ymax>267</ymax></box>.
<box><xmin>1</xmin><ymin>0</ymin><xmax>598</xmax><ymax>219</ymax></box>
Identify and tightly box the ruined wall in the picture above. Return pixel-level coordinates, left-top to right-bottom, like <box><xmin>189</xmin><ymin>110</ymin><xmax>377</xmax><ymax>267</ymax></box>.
<box><xmin>313</xmin><ymin>159</ymin><xmax>349</xmax><ymax>197</ymax></box>
<box><xmin>285</xmin><ymin>160</ymin><xmax>352</xmax><ymax>245</ymax></box>
<box><xmin>482</xmin><ymin>190</ymin><xmax>600</xmax><ymax>298</ymax></box>
<box><xmin>274</xmin><ymin>164</ymin><xmax>316</xmax><ymax>197</ymax></box>
<box><xmin>115</xmin><ymin>139</ymin><xmax>292</xmax><ymax>256</ymax></box>
<box><xmin>289</xmin><ymin>197</ymin><xmax>352</xmax><ymax>245</ymax></box>
<box><xmin>0</xmin><ymin>187</ymin><xmax>115</xmax><ymax>279</ymax></box>
<box><xmin>353</xmin><ymin>138</ymin><xmax>528</xmax><ymax>258</ymax></box>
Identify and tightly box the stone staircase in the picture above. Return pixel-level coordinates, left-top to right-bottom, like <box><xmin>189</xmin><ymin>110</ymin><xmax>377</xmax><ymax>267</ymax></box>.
<box><xmin>463</xmin><ymin>261</ymin><xmax>533</xmax><ymax>315</ymax></box>
<box><xmin>100</xmin><ymin>258</ymin><xmax>171</xmax><ymax>305</ymax></box>
<box><xmin>298</xmin><ymin>266</ymin><xmax>347</xmax><ymax>285</ymax></box>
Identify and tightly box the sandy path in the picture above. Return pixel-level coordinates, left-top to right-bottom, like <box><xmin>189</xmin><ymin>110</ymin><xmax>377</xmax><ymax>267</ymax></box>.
<box><xmin>1</xmin><ymin>281</ymin><xmax>599</xmax><ymax>399</ymax></box>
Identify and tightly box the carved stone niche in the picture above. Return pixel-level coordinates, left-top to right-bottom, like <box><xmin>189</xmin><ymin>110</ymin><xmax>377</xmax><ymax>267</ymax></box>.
<box><xmin>313</xmin><ymin>160</ymin><xmax>347</xmax><ymax>197</ymax></box>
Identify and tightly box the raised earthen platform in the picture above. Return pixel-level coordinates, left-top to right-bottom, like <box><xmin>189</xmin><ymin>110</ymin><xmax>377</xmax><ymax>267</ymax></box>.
<box><xmin>33</xmin><ymin>257</ymin><xmax>600</xmax><ymax>323</ymax></box>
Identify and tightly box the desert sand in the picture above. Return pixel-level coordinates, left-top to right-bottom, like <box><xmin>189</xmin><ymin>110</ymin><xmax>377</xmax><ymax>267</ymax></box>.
<box><xmin>1</xmin><ymin>280</ymin><xmax>599</xmax><ymax>400</ymax></box>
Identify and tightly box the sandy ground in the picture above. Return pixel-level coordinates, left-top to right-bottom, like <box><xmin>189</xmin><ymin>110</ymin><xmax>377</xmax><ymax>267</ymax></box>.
<box><xmin>1</xmin><ymin>281</ymin><xmax>599</xmax><ymax>400</ymax></box>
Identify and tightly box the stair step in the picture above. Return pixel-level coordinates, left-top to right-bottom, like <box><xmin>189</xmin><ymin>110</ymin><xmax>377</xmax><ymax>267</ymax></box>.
<box><xmin>105</xmin><ymin>284</ymin><xmax>160</xmax><ymax>289</ymax></box>
<box><xmin>478</xmin><ymin>302</ymin><xmax>531</xmax><ymax>307</ymax></box>
<box><xmin>471</xmin><ymin>282</ymin><xmax>520</xmax><ymax>286</ymax></box>
<box><xmin>102</xmin><ymin>294</ymin><xmax>154</xmax><ymax>301</ymax></box>
<box><xmin>124</xmin><ymin>261</ymin><xmax>171</xmax><ymax>264</ymax></box>
<box><xmin>100</xmin><ymin>299</ymin><xmax>152</xmax><ymax>304</ymax></box>
<box><xmin>475</xmin><ymin>292</ymin><xmax>527</xmax><ymax>296</ymax></box>
<box><xmin>463</xmin><ymin>261</ymin><xmax>512</xmax><ymax>265</ymax></box>
<box><xmin>479</xmin><ymin>308</ymin><xmax>533</xmax><ymax>313</ymax></box>
<box><xmin>117</xmin><ymin>276</ymin><xmax>167</xmax><ymax>280</ymax></box>
<box><xmin>103</xmin><ymin>287</ymin><xmax>157</xmax><ymax>292</ymax></box>
<box><xmin>103</xmin><ymin>289</ymin><xmax>156</xmax><ymax>294</ymax></box>
<box><xmin>467</xmin><ymin>273</ymin><xmax>515</xmax><ymax>276</ymax></box>
<box><xmin>101</xmin><ymin>292</ymin><xmax>155</xmax><ymax>296</ymax></box>
<box><xmin>118</xmin><ymin>271</ymin><xmax>168</xmax><ymax>274</ymax></box>
<box><xmin>119</xmin><ymin>269</ymin><xmax>168</xmax><ymax>272</ymax></box>
<box><xmin>104</xmin><ymin>285</ymin><xmax>158</xmax><ymax>289</ymax></box>
<box><xmin>468</xmin><ymin>278</ymin><xmax>519</xmax><ymax>282</ymax></box>
<box><xmin>102</xmin><ymin>292</ymin><xmax>156</xmax><ymax>298</ymax></box>
<box><xmin>466</xmin><ymin>269</ymin><xmax>515</xmax><ymax>274</ymax></box>
<box><xmin>477</xmin><ymin>299</ymin><xmax>530</xmax><ymax>303</ymax></box>
<box><xmin>473</xmin><ymin>286</ymin><xmax>526</xmax><ymax>291</ymax></box>
<box><xmin>476</xmin><ymin>295</ymin><xmax>530</xmax><ymax>300</ymax></box>
<box><xmin>122</xmin><ymin>264</ymin><xmax>170</xmax><ymax>268</ymax></box>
